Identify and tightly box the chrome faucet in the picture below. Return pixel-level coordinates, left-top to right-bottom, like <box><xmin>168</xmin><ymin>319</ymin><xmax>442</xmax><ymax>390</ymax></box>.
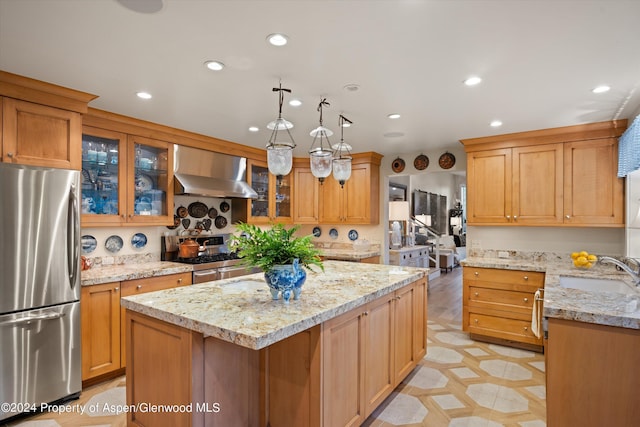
<box><xmin>599</xmin><ymin>256</ymin><xmax>640</xmax><ymax>286</ymax></box>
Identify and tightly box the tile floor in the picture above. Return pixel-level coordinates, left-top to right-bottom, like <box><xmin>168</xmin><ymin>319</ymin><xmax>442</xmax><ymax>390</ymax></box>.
<box><xmin>4</xmin><ymin>268</ymin><xmax>547</xmax><ymax>427</ymax></box>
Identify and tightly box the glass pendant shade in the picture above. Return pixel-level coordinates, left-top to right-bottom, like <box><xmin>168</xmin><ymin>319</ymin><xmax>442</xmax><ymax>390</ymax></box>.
<box><xmin>308</xmin><ymin>99</ymin><xmax>333</xmax><ymax>183</ymax></box>
<box><xmin>266</xmin><ymin>84</ymin><xmax>296</xmax><ymax>177</ymax></box>
<box><xmin>267</xmin><ymin>144</ymin><xmax>293</xmax><ymax>176</ymax></box>
<box><xmin>332</xmin><ymin>156</ymin><xmax>352</xmax><ymax>187</ymax></box>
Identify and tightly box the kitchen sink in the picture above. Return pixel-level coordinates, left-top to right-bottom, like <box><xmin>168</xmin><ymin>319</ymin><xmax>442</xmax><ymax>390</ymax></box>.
<box><xmin>559</xmin><ymin>276</ymin><xmax>637</xmax><ymax>295</ymax></box>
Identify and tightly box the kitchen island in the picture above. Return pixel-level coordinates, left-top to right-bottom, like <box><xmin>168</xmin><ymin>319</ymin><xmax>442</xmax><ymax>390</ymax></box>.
<box><xmin>121</xmin><ymin>261</ymin><xmax>428</xmax><ymax>427</ymax></box>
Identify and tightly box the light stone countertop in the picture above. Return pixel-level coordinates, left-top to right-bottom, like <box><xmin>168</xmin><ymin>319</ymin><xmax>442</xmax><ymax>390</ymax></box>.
<box><xmin>320</xmin><ymin>247</ymin><xmax>381</xmax><ymax>260</ymax></box>
<box><xmin>81</xmin><ymin>261</ymin><xmax>193</xmax><ymax>286</ymax></box>
<box><xmin>462</xmin><ymin>256</ymin><xmax>640</xmax><ymax>329</ymax></box>
<box><xmin>121</xmin><ymin>261</ymin><xmax>427</xmax><ymax>350</ymax></box>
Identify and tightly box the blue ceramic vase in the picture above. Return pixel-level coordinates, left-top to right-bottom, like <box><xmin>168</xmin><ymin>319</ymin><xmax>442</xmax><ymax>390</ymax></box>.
<box><xmin>264</xmin><ymin>258</ymin><xmax>307</xmax><ymax>303</ymax></box>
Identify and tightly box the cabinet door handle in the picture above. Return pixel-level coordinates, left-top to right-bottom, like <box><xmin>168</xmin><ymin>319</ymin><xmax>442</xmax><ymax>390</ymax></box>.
<box><xmin>506</xmin><ymin>215</ymin><xmax>511</xmax><ymax>219</ymax></box>
<box><xmin>523</xmin><ymin>326</ymin><xmax>528</xmax><ymax>331</ymax></box>
<box><xmin>362</xmin><ymin>311</ymin><xmax>369</xmax><ymax>316</ymax></box>
<box><xmin>474</xmin><ymin>319</ymin><xmax>479</xmax><ymax>324</ymax></box>
<box><xmin>7</xmin><ymin>152</ymin><xmax>14</xmax><ymax>158</ymax></box>
<box><xmin>565</xmin><ymin>215</ymin><xmax>571</xmax><ymax>219</ymax></box>
<box><xmin>137</xmin><ymin>285</ymin><xmax>142</xmax><ymax>290</ymax></box>
<box><xmin>523</xmin><ymin>297</ymin><xmax>529</xmax><ymax>303</ymax></box>
<box><xmin>513</xmin><ymin>215</ymin><xmax>518</xmax><ymax>220</ymax></box>
<box><xmin>396</xmin><ymin>296</ymin><xmax>401</xmax><ymax>300</ymax></box>
<box><xmin>114</xmin><ymin>287</ymin><xmax>119</xmax><ymax>291</ymax></box>
<box><xmin>474</xmin><ymin>271</ymin><xmax>479</xmax><ymax>276</ymax></box>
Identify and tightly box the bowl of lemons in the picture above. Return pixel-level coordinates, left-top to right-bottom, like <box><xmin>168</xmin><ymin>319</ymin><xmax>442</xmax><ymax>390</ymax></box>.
<box><xmin>571</xmin><ymin>251</ymin><xmax>598</xmax><ymax>269</ymax></box>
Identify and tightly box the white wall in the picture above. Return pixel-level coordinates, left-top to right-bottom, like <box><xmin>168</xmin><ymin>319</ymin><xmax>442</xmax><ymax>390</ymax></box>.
<box><xmin>626</xmin><ymin>169</ymin><xmax>640</xmax><ymax>257</ymax></box>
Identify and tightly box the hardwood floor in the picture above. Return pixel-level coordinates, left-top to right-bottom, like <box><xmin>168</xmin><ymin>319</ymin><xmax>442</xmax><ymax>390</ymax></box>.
<box><xmin>5</xmin><ymin>265</ymin><xmax>546</xmax><ymax>427</ymax></box>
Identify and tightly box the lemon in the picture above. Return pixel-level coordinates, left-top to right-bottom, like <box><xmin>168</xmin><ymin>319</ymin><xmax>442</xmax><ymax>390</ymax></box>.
<box><xmin>579</xmin><ymin>251</ymin><xmax>589</xmax><ymax>258</ymax></box>
<box><xmin>585</xmin><ymin>262</ymin><xmax>593</xmax><ymax>268</ymax></box>
<box><xmin>571</xmin><ymin>252</ymin><xmax>580</xmax><ymax>260</ymax></box>
<box><xmin>576</xmin><ymin>256</ymin><xmax>588</xmax><ymax>266</ymax></box>
<box><xmin>587</xmin><ymin>254</ymin><xmax>597</xmax><ymax>262</ymax></box>
<box><xmin>573</xmin><ymin>259</ymin><xmax>581</xmax><ymax>267</ymax></box>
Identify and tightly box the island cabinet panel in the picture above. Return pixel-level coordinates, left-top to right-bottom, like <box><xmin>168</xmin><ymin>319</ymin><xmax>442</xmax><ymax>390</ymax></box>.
<box><xmin>81</xmin><ymin>282</ymin><xmax>121</xmax><ymax>380</ymax></box>
<box><xmin>546</xmin><ymin>318</ymin><xmax>640</xmax><ymax>427</ymax></box>
<box><xmin>126</xmin><ymin>311</ymin><xmax>203</xmax><ymax>427</ymax></box>
<box><xmin>463</xmin><ymin>267</ymin><xmax>544</xmax><ymax>351</ymax></box>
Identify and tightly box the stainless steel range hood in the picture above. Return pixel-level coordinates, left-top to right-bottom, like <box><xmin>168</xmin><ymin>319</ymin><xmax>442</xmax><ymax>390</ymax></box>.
<box><xmin>174</xmin><ymin>145</ymin><xmax>258</xmax><ymax>199</ymax></box>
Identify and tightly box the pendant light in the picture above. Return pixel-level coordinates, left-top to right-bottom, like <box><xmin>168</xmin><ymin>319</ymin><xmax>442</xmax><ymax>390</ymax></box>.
<box><xmin>266</xmin><ymin>83</ymin><xmax>296</xmax><ymax>177</ymax></box>
<box><xmin>309</xmin><ymin>98</ymin><xmax>334</xmax><ymax>183</ymax></box>
<box><xmin>332</xmin><ymin>114</ymin><xmax>353</xmax><ymax>187</ymax></box>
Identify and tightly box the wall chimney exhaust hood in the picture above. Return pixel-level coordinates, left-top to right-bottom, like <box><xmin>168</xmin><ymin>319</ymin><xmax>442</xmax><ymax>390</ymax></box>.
<box><xmin>174</xmin><ymin>146</ymin><xmax>258</xmax><ymax>199</ymax></box>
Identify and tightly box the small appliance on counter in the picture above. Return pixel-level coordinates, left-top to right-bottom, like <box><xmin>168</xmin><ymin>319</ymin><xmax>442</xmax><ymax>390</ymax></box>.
<box><xmin>162</xmin><ymin>234</ymin><xmax>260</xmax><ymax>284</ymax></box>
<box><xmin>0</xmin><ymin>163</ymin><xmax>81</xmax><ymax>422</ymax></box>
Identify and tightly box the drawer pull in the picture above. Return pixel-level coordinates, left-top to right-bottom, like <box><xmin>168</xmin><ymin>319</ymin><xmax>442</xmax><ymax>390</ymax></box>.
<box><xmin>523</xmin><ymin>297</ymin><xmax>529</xmax><ymax>303</ymax></box>
<box><xmin>474</xmin><ymin>292</ymin><xmax>479</xmax><ymax>297</ymax></box>
<box><xmin>474</xmin><ymin>271</ymin><xmax>479</xmax><ymax>277</ymax></box>
<box><xmin>524</xmin><ymin>276</ymin><xmax>529</xmax><ymax>280</ymax></box>
<box><xmin>137</xmin><ymin>285</ymin><xmax>142</xmax><ymax>290</ymax></box>
<box><xmin>114</xmin><ymin>287</ymin><xmax>119</xmax><ymax>291</ymax></box>
<box><xmin>177</xmin><ymin>278</ymin><xmax>182</xmax><ymax>283</ymax></box>
<box><xmin>523</xmin><ymin>326</ymin><xmax>528</xmax><ymax>331</ymax></box>
<box><xmin>363</xmin><ymin>311</ymin><xmax>369</xmax><ymax>316</ymax></box>
<box><xmin>474</xmin><ymin>319</ymin><xmax>478</xmax><ymax>324</ymax></box>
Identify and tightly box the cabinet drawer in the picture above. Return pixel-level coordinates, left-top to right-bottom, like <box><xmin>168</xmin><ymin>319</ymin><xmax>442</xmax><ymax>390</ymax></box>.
<box><xmin>463</xmin><ymin>267</ymin><xmax>544</xmax><ymax>287</ymax></box>
<box><xmin>121</xmin><ymin>272</ymin><xmax>191</xmax><ymax>296</ymax></box>
<box><xmin>468</xmin><ymin>286</ymin><xmax>534</xmax><ymax>313</ymax></box>
<box><xmin>467</xmin><ymin>311</ymin><xmax>542</xmax><ymax>345</ymax></box>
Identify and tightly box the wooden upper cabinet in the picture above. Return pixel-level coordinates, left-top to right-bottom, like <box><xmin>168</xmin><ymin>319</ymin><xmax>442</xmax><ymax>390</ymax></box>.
<box><xmin>461</xmin><ymin>120</ymin><xmax>626</xmax><ymax>227</ymax></box>
<box><xmin>563</xmin><ymin>138</ymin><xmax>624</xmax><ymax>225</ymax></box>
<box><xmin>246</xmin><ymin>159</ymin><xmax>293</xmax><ymax>224</ymax></box>
<box><xmin>466</xmin><ymin>148</ymin><xmax>512</xmax><ymax>224</ymax></box>
<box><xmin>293</xmin><ymin>164</ymin><xmax>319</xmax><ymax>223</ymax></box>
<box><xmin>0</xmin><ymin>70</ymin><xmax>97</xmax><ymax>169</ymax></box>
<box><xmin>318</xmin><ymin>153</ymin><xmax>381</xmax><ymax>225</ymax></box>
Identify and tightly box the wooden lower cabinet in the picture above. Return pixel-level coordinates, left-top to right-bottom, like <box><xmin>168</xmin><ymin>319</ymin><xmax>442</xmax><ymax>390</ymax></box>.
<box><xmin>463</xmin><ymin>267</ymin><xmax>544</xmax><ymax>350</ymax></box>
<box><xmin>81</xmin><ymin>273</ymin><xmax>191</xmax><ymax>383</ymax></box>
<box><xmin>125</xmin><ymin>277</ymin><xmax>427</xmax><ymax>427</ymax></box>
<box><xmin>546</xmin><ymin>318</ymin><xmax>640</xmax><ymax>426</ymax></box>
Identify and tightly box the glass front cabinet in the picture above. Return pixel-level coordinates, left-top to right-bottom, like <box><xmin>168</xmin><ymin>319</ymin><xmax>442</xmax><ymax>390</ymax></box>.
<box><xmin>81</xmin><ymin>127</ymin><xmax>173</xmax><ymax>226</ymax></box>
<box><xmin>247</xmin><ymin>160</ymin><xmax>292</xmax><ymax>224</ymax></box>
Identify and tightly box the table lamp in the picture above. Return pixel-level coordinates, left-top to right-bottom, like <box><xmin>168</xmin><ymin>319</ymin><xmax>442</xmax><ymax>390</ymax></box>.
<box><xmin>389</xmin><ymin>201</ymin><xmax>410</xmax><ymax>248</ymax></box>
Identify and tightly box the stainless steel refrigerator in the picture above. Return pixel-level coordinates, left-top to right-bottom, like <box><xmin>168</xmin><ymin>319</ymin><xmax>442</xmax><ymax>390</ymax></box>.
<box><xmin>0</xmin><ymin>163</ymin><xmax>81</xmax><ymax>421</ymax></box>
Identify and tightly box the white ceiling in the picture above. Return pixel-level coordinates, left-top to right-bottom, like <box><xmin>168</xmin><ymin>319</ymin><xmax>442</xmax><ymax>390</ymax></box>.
<box><xmin>1</xmin><ymin>0</ymin><xmax>640</xmax><ymax>159</ymax></box>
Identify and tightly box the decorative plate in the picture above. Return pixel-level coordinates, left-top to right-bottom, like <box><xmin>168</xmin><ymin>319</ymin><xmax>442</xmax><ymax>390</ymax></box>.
<box><xmin>135</xmin><ymin>174</ymin><xmax>153</xmax><ymax>192</ymax></box>
<box><xmin>214</xmin><ymin>215</ymin><xmax>228</xmax><ymax>229</ymax></box>
<box><xmin>81</xmin><ymin>235</ymin><xmax>97</xmax><ymax>254</ymax></box>
<box><xmin>348</xmin><ymin>229</ymin><xmax>359</xmax><ymax>241</ymax></box>
<box><xmin>203</xmin><ymin>218</ymin><xmax>212</xmax><ymax>231</ymax></box>
<box><xmin>219</xmin><ymin>201</ymin><xmax>230</xmax><ymax>213</ymax></box>
<box><xmin>391</xmin><ymin>157</ymin><xmax>406</xmax><ymax>173</ymax></box>
<box><xmin>167</xmin><ymin>215</ymin><xmax>180</xmax><ymax>230</ymax></box>
<box><xmin>182</xmin><ymin>218</ymin><xmax>191</xmax><ymax>229</ymax></box>
<box><xmin>312</xmin><ymin>226</ymin><xmax>322</xmax><ymax>237</ymax></box>
<box><xmin>329</xmin><ymin>228</ymin><xmax>339</xmax><ymax>239</ymax></box>
<box><xmin>176</xmin><ymin>205</ymin><xmax>188</xmax><ymax>218</ymax></box>
<box><xmin>131</xmin><ymin>233</ymin><xmax>148</xmax><ymax>249</ymax></box>
<box><xmin>188</xmin><ymin>201</ymin><xmax>208</xmax><ymax>218</ymax></box>
<box><xmin>105</xmin><ymin>235</ymin><xmax>124</xmax><ymax>253</ymax></box>
<box><xmin>414</xmin><ymin>154</ymin><xmax>429</xmax><ymax>171</ymax></box>
<box><xmin>208</xmin><ymin>207</ymin><xmax>218</xmax><ymax>218</ymax></box>
<box><xmin>438</xmin><ymin>152</ymin><xmax>456</xmax><ymax>169</ymax></box>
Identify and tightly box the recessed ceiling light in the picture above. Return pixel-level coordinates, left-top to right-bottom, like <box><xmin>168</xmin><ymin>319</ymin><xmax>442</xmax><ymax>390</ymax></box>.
<box><xmin>387</xmin><ymin>113</ymin><xmax>401</xmax><ymax>119</ymax></box>
<box><xmin>490</xmin><ymin>120</ymin><xmax>503</xmax><ymax>127</ymax></box>
<box><xmin>592</xmin><ymin>85</ymin><xmax>610</xmax><ymax>94</ymax></box>
<box><xmin>248</xmin><ymin>126</ymin><xmax>259</xmax><ymax>132</ymax></box>
<box><xmin>267</xmin><ymin>33</ymin><xmax>288</xmax><ymax>46</ymax></box>
<box><xmin>343</xmin><ymin>84</ymin><xmax>360</xmax><ymax>92</ymax></box>
<box><xmin>204</xmin><ymin>60</ymin><xmax>225</xmax><ymax>71</ymax></box>
<box><xmin>289</xmin><ymin>99</ymin><xmax>302</xmax><ymax>107</ymax></box>
<box><xmin>136</xmin><ymin>91</ymin><xmax>152</xmax><ymax>99</ymax></box>
<box><xmin>383</xmin><ymin>132</ymin><xmax>404</xmax><ymax>138</ymax></box>
<box><xmin>464</xmin><ymin>76</ymin><xmax>482</xmax><ymax>86</ymax></box>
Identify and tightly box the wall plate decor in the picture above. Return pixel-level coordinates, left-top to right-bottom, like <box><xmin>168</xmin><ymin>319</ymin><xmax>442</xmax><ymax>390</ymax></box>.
<box><xmin>81</xmin><ymin>235</ymin><xmax>97</xmax><ymax>254</ymax></box>
<box><xmin>181</xmin><ymin>218</ymin><xmax>191</xmax><ymax>229</ymax></box>
<box><xmin>208</xmin><ymin>207</ymin><xmax>218</xmax><ymax>218</ymax></box>
<box><xmin>391</xmin><ymin>157</ymin><xmax>406</xmax><ymax>173</ymax></box>
<box><xmin>312</xmin><ymin>226</ymin><xmax>322</xmax><ymax>237</ymax></box>
<box><xmin>414</xmin><ymin>154</ymin><xmax>429</xmax><ymax>171</ymax></box>
<box><xmin>219</xmin><ymin>201</ymin><xmax>230</xmax><ymax>213</ymax></box>
<box><xmin>176</xmin><ymin>206</ymin><xmax>188</xmax><ymax>218</ymax></box>
<box><xmin>105</xmin><ymin>235</ymin><xmax>123</xmax><ymax>253</ymax></box>
<box><xmin>329</xmin><ymin>228</ymin><xmax>339</xmax><ymax>239</ymax></box>
<box><xmin>438</xmin><ymin>152</ymin><xmax>456</xmax><ymax>169</ymax></box>
<box><xmin>214</xmin><ymin>215</ymin><xmax>227</xmax><ymax>229</ymax></box>
<box><xmin>348</xmin><ymin>229</ymin><xmax>359</xmax><ymax>241</ymax></box>
<box><xmin>131</xmin><ymin>233</ymin><xmax>148</xmax><ymax>249</ymax></box>
<box><xmin>188</xmin><ymin>201</ymin><xmax>208</xmax><ymax>218</ymax></box>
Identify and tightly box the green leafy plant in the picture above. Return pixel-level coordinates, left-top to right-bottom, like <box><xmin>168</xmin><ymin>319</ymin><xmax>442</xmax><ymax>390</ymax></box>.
<box><xmin>229</xmin><ymin>223</ymin><xmax>324</xmax><ymax>273</ymax></box>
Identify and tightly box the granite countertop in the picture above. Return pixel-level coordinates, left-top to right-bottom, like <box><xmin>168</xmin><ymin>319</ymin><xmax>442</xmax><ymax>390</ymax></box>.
<box><xmin>121</xmin><ymin>260</ymin><xmax>426</xmax><ymax>350</ymax></box>
<box><xmin>320</xmin><ymin>247</ymin><xmax>381</xmax><ymax>260</ymax></box>
<box><xmin>389</xmin><ymin>245</ymin><xmax>432</xmax><ymax>254</ymax></box>
<box><xmin>462</xmin><ymin>256</ymin><xmax>640</xmax><ymax>329</ymax></box>
<box><xmin>81</xmin><ymin>261</ymin><xmax>193</xmax><ymax>286</ymax></box>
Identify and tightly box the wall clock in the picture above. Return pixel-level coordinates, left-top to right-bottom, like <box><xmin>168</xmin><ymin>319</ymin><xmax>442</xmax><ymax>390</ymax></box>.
<box><xmin>414</xmin><ymin>154</ymin><xmax>429</xmax><ymax>171</ymax></box>
<box><xmin>391</xmin><ymin>157</ymin><xmax>406</xmax><ymax>173</ymax></box>
<box><xmin>438</xmin><ymin>152</ymin><xmax>456</xmax><ymax>169</ymax></box>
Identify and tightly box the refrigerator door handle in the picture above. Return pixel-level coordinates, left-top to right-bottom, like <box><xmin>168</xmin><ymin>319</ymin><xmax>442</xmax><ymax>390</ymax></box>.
<box><xmin>0</xmin><ymin>312</ymin><xmax>66</xmax><ymax>326</ymax></box>
<box><xmin>67</xmin><ymin>183</ymin><xmax>79</xmax><ymax>289</ymax></box>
